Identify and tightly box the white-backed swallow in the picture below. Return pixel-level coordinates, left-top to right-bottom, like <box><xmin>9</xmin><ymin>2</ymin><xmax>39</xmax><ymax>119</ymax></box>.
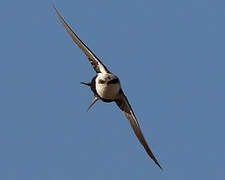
<box><xmin>54</xmin><ymin>7</ymin><xmax>162</xmax><ymax>170</ymax></box>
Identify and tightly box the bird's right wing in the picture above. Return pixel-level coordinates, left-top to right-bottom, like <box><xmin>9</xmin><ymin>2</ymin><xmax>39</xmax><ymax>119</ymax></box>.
<box><xmin>54</xmin><ymin>6</ymin><xmax>110</xmax><ymax>74</ymax></box>
<box><xmin>115</xmin><ymin>90</ymin><xmax>162</xmax><ymax>170</ymax></box>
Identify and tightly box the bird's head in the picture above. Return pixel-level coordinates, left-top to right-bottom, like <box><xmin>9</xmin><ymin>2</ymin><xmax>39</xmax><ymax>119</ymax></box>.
<box><xmin>97</xmin><ymin>73</ymin><xmax>120</xmax><ymax>85</ymax></box>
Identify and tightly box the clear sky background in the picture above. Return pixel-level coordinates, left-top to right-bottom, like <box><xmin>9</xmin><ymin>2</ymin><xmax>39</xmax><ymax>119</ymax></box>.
<box><xmin>0</xmin><ymin>0</ymin><xmax>225</xmax><ymax>179</ymax></box>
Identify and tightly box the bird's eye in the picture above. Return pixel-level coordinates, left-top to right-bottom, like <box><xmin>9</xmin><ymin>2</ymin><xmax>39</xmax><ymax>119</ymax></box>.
<box><xmin>108</xmin><ymin>78</ymin><xmax>119</xmax><ymax>84</ymax></box>
<box><xmin>99</xmin><ymin>79</ymin><xmax>105</xmax><ymax>84</ymax></box>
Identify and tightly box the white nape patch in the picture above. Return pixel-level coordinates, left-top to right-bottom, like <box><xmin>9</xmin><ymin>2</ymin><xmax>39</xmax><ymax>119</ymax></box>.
<box><xmin>95</xmin><ymin>73</ymin><xmax>121</xmax><ymax>100</ymax></box>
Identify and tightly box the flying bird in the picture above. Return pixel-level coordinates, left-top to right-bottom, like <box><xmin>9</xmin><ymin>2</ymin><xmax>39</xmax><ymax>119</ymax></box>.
<box><xmin>54</xmin><ymin>7</ymin><xmax>162</xmax><ymax>170</ymax></box>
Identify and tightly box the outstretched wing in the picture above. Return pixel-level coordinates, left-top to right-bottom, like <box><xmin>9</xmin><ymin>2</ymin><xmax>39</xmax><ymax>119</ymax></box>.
<box><xmin>54</xmin><ymin>6</ymin><xmax>110</xmax><ymax>74</ymax></box>
<box><xmin>115</xmin><ymin>90</ymin><xmax>162</xmax><ymax>170</ymax></box>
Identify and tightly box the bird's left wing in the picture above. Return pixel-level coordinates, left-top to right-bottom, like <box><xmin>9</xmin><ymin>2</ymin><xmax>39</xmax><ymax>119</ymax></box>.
<box><xmin>115</xmin><ymin>90</ymin><xmax>162</xmax><ymax>170</ymax></box>
<box><xmin>54</xmin><ymin>6</ymin><xmax>110</xmax><ymax>74</ymax></box>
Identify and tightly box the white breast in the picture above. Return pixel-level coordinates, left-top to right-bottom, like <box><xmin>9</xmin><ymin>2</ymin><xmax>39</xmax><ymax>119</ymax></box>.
<box><xmin>95</xmin><ymin>73</ymin><xmax>121</xmax><ymax>100</ymax></box>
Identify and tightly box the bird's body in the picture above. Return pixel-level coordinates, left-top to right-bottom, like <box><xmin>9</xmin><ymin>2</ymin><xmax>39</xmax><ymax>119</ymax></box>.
<box><xmin>95</xmin><ymin>73</ymin><xmax>121</xmax><ymax>101</ymax></box>
<box><xmin>54</xmin><ymin>6</ymin><xmax>162</xmax><ymax>170</ymax></box>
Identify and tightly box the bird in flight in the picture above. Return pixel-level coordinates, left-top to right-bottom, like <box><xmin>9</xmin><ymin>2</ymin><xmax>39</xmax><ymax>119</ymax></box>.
<box><xmin>54</xmin><ymin>6</ymin><xmax>162</xmax><ymax>170</ymax></box>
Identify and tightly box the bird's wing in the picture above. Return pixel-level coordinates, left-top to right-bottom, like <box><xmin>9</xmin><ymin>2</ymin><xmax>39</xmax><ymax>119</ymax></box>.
<box><xmin>115</xmin><ymin>90</ymin><xmax>162</xmax><ymax>170</ymax></box>
<box><xmin>54</xmin><ymin>7</ymin><xmax>110</xmax><ymax>74</ymax></box>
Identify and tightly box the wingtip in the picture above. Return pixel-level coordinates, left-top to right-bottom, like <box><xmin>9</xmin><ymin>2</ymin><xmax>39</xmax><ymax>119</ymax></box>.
<box><xmin>155</xmin><ymin>161</ymin><xmax>163</xmax><ymax>171</ymax></box>
<box><xmin>153</xmin><ymin>158</ymin><xmax>163</xmax><ymax>170</ymax></box>
<box><xmin>52</xmin><ymin>4</ymin><xmax>61</xmax><ymax>17</ymax></box>
<box><xmin>159</xmin><ymin>165</ymin><xmax>163</xmax><ymax>171</ymax></box>
<box><xmin>52</xmin><ymin>4</ymin><xmax>57</xmax><ymax>11</ymax></box>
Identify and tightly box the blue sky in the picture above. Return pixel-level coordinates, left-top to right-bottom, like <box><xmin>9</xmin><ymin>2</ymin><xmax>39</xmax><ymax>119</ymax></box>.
<box><xmin>0</xmin><ymin>0</ymin><xmax>225</xmax><ymax>179</ymax></box>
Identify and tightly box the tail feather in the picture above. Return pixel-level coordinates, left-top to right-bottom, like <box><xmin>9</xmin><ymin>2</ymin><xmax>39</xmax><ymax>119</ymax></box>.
<box><xmin>80</xmin><ymin>82</ymin><xmax>91</xmax><ymax>86</ymax></box>
<box><xmin>87</xmin><ymin>96</ymin><xmax>98</xmax><ymax>111</ymax></box>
